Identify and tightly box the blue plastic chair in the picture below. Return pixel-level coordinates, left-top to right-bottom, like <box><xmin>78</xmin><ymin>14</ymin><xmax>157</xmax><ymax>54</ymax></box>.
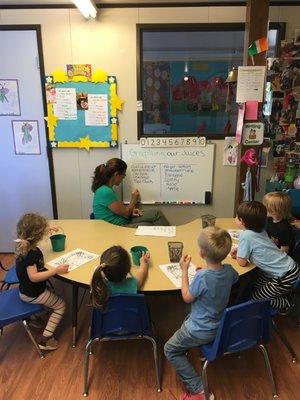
<box><xmin>0</xmin><ymin>288</ymin><xmax>44</xmax><ymax>358</ymax></box>
<box><xmin>82</xmin><ymin>294</ymin><xmax>161</xmax><ymax>396</ymax></box>
<box><xmin>200</xmin><ymin>299</ymin><xmax>277</xmax><ymax>400</ymax></box>
<box><xmin>0</xmin><ymin>261</ymin><xmax>19</xmax><ymax>290</ymax></box>
<box><xmin>288</xmin><ymin>189</ymin><xmax>300</xmax><ymax>218</ymax></box>
<box><xmin>270</xmin><ymin>274</ymin><xmax>300</xmax><ymax>363</ymax></box>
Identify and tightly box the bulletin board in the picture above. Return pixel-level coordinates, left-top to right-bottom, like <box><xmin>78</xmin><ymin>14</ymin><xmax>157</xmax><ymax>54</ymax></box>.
<box><xmin>45</xmin><ymin>67</ymin><xmax>124</xmax><ymax>150</ymax></box>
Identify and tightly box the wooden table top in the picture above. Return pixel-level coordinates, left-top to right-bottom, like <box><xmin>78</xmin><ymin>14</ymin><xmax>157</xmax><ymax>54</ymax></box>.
<box><xmin>41</xmin><ymin>218</ymin><xmax>254</xmax><ymax>292</ymax></box>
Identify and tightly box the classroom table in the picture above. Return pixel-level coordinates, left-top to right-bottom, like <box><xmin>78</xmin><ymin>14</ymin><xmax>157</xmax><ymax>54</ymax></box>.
<box><xmin>41</xmin><ymin>218</ymin><xmax>254</xmax><ymax>346</ymax></box>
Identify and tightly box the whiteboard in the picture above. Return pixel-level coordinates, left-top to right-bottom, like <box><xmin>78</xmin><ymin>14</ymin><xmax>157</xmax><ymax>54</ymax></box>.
<box><xmin>122</xmin><ymin>144</ymin><xmax>215</xmax><ymax>204</ymax></box>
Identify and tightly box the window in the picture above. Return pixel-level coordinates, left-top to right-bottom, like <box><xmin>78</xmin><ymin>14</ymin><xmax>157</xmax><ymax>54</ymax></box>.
<box><xmin>137</xmin><ymin>23</ymin><xmax>285</xmax><ymax>139</ymax></box>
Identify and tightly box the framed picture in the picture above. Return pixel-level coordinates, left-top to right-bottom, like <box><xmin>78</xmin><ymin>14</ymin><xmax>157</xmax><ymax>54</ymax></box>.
<box><xmin>0</xmin><ymin>79</ymin><xmax>21</xmax><ymax>116</ymax></box>
<box><xmin>12</xmin><ymin>120</ymin><xmax>41</xmax><ymax>155</ymax></box>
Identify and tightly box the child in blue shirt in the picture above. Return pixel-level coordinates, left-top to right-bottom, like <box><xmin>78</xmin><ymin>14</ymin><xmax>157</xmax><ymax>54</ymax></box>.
<box><xmin>164</xmin><ymin>226</ymin><xmax>238</xmax><ymax>400</ymax></box>
<box><xmin>231</xmin><ymin>201</ymin><xmax>300</xmax><ymax>312</ymax></box>
<box><xmin>90</xmin><ymin>245</ymin><xmax>149</xmax><ymax>308</ymax></box>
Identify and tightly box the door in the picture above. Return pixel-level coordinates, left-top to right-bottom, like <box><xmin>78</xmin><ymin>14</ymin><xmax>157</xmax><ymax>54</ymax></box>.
<box><xmin>0</xmin><ymin>27</ymin><xmax>55</xmax><ymax>252</ymax></box>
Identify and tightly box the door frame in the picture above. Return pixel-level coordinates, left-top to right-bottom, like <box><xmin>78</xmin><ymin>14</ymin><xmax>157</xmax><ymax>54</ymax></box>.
<box><xmin>0</xmin><ymin>24</ymin><xmax>58</xmax><ymax>218</ymax></box>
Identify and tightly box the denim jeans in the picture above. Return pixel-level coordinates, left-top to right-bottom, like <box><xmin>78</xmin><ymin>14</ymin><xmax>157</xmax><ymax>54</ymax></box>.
<box><xmin>126</xmin><ymin>209</ymin><xmax>170</xmax><ymax>227</ymax></box>
<box><xmin>164</xmin><ymin>323</ymin><xmax>215</xmax><ymax>394</ymax></box>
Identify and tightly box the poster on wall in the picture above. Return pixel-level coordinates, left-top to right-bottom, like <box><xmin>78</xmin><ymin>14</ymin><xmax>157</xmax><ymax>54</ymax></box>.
<box><xmin>223</xmin><ymin>137</ymin><xmax>238</xmax><ymax>166</ymax></box>
<box><xmin>0</xmin><ymin>79</ymin><xmax>21</xmax><ymax>116</ymax></box>
<box><xmin>45</xmin><ymin>66</ymin><xmax>123</xmax><ymax>150</ymax></box>
<box><xmin>12</xmin><ymin>120</ymin><xmax>41</xmax><ymax>155</ymax></box>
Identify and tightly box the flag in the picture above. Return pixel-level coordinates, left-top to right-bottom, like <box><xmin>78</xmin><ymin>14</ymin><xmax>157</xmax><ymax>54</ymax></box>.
<box><xmin>248</xmin><ymin>37</ymin><xmax>269</xmax><ymax>56</ymax></box>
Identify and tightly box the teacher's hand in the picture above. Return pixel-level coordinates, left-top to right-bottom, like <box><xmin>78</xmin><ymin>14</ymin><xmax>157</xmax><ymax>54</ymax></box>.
<box><xmin>131</xmin><ymin>189</ymin><xmax>140</xmax><ymax>203</ymax></box>
<box><xmin>132</xmin><ymin>208</ymin><xmax>143</xmax><ymax>217</ymax></box>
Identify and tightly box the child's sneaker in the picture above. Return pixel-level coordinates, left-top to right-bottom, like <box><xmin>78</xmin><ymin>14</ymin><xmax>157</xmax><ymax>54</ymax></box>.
<box><xmin>180</xmin><ymin>391</ymin><xmax>215</xmax><ymax>400</ymax></box>
<box><xmin>38</xmin><ymin>337</ymin><xmax>58</xmax><ymax>351</ymax></box>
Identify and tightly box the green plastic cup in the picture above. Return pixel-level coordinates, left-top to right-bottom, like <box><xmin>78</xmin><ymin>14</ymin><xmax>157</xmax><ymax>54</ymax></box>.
<box><xmin>50</xmin><ymin>233</ymin><xmax>66</xmax><ymax>252</ymax></box>
<box><xmin>130</xmin><ymin>246</ymin><xmax>148</xmax><ymax>266</ymax></box>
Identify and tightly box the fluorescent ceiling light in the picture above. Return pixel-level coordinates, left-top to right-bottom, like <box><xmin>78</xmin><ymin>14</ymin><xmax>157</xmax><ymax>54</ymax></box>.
<box><xmin>72</xmin><ymin>0</ymin><xmax>98</xmax><ymax>19</ymax></box>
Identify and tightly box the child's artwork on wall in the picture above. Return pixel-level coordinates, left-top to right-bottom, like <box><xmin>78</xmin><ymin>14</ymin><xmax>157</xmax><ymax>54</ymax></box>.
<box><xmin>223</xmin><ymin>137</ymin><xmax>238</xmax><ymax>166</ymax></box>
<box><xmin>0</xmin><ymin>79</ymin><xmax>21</xmax><ymax>116</ymax></box>
<box><xmin>45</xmin><ymin>66</ymin><xmax>124</xmax><ymax>150</ymax></box>
<box><xmin>12</xmin><ymin>120</ymin><xmax>40</xmax><ymax>155</ymax></box>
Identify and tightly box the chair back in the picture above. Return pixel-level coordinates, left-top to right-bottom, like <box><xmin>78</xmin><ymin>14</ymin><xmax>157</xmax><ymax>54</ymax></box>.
<box><xmin>90</xmin><ymin>212</ymin><xmax>95</xmax><ymax>220</ymax></box>
<box><xmin>292</xmin><ymin>229</ymin><xmax>300</xmax><ymax>264</ymax></box>
<box><xmin>289</xmin><ymin>189</ymin><xmax>300</xmax><ymax>218</ymax></box>
<box><xmin>206</xmin><ymin>299</ymin><xmax>271</xmax><ymax>360</ymax></box>
<box><xmin>90</xmin><ymin>294</ymin><xmax>152</xmax><ymax>340</ymax></box>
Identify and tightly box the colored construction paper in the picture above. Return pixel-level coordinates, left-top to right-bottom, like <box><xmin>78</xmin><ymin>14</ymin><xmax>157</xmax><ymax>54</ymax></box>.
<box><xmin>245</xmin><ymin>100</ymin><xmax>258</xmax><ymax>120</ymax></box>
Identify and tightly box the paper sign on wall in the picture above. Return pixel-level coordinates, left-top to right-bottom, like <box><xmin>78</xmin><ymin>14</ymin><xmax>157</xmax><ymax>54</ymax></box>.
<box><xmin>235</xmin><ymin>104</ymin><xmax>245</xmax><ymax>144</ymax></box>
<box><xmin>236</xmin><ymin>66</ymin><xmax>266</xmax><ymax>103</ymax></box>
<box><xmin>242</xmin><ymin>122</ymin><xmax>264</xmax><ymax>145</ymax></box>
<box><xmin>53</xmin><ymin>88</ymin><xmax>77</xmax><ymax>120</ymax></box>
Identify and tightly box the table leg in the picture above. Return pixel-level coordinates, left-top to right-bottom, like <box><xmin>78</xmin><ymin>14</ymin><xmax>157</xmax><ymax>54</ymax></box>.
<box><xmin>72</xmin><ymin>284</ymin><xmax>79</xmax><ymax>347</ymax></box>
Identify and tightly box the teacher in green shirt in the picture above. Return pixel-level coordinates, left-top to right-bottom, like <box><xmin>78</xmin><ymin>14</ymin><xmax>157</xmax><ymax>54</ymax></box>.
<box><xmin>92</xmin><ymin>158</ymin><xmax>169</xmax><ymax>227</ymax></box>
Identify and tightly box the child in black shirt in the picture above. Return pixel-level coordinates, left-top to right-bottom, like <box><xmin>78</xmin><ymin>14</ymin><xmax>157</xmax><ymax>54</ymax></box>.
<box><xmin>16</xmin><ymin>213</ymin><xmax>69</xmax><ymax>351</ymax></box>
<box><xmin>263</xmin><ymin>192</ymin><xmax>295</xmax><ymax>255</ymax></box>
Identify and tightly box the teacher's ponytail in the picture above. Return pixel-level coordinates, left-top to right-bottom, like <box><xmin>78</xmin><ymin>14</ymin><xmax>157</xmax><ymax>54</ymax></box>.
<box><xmin>91</xmin><ymin>164</ymin><xmax>106</xmax><ymax>192</ymax></box>
<box><xmin>91</xmin><ymin>158</ymin><xmax>127</xmax><ymax>192</ymax></box>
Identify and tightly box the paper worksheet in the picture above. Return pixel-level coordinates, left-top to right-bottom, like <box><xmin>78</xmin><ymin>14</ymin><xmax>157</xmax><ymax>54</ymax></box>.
<box><xmin>47</xmin><ymin>248</ymin><xmax>99</xmax><ymax>272</ymax></box>
<box><xmin>135</xmin><ymin>226</ymin><xmax>176</xmax><ymax>237</ymax></box>
<box><xmin>236</xmin><ymin>66</ymin><xmax>266</xmax><ymax>103</ymax></box>
<box><xmin>159</xmin><ymin>262</ymin><xmax>197</xmax><ymax>288</ymax></box>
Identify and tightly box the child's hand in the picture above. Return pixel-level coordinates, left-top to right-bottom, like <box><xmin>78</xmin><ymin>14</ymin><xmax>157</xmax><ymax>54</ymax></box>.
<box><xmin>140</xmin><ymin>251</ymin><xmax>150</xmax><ymax>265</ymax></box>
<box><xmin>49</xmin><ymin>226</ymin><xmax>59</xmax><ymax>234</ymax></box>
<box><xmin>56</xmin><ymin>263</ymin><xmax>69</xmax><ymax>274</ymax></box>
<box><xmin>132</xmin><ymin>208</ymin><xmax>143</xmax><ymax>217</ymax></box>
<box><xmin>179</xmin><ymin>254</ymin><xmax>192</xmax><ymax>271</ymax></box>
<box><xmin>131</xmin><ymin>189</ymin><xmax>140</xmax><ymax>203</ymax></box>
<box><xmin>230</xmin><ymin>245</ymin><xmax>237</xmax><ymax>259</ymax></box>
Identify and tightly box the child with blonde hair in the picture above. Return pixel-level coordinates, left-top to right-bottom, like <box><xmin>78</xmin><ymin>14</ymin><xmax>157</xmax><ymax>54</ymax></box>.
<box><xmin>90</xmin><ymin>245</ymin><xmax>149</xmax><ymax>308</ymax></box>
<box><xmin>164</xmin><ymin>226</ymin><xmax>238</xmax><ymax>400</ymax></box>
<box><xmin>263</xmin><ymin>192</ymin><xmax>294</xmax><ymax>255</ymax></box>
<box><xmin>16</xmin><ymin>213</ymin><xmax>68</xmax><ymax>351</ymax></box>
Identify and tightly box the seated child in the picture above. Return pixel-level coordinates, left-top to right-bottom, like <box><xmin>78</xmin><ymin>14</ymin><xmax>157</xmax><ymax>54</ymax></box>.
<box><xmin>16</xmin><ymin>213</ymin><xmax>68</xmax><ymax>351</ymax></box>
<box><xmin>263</xmin><ymin>192</ymin><xmax>295</xmax><ymax>255</ymax></box>
<box><xmin>231</xmin><ymin>201</ymin><xmax>300</xmax><ymax>312</ymax></box>
<box><xmin>90</xmin><ymin>245</ymin><xmax>149</xmax><ymax>307</ymax></box>
<box><xmin>164</xmin><ymin>226</ymin><xmax>238</xmax><ymax>400</ymax></box>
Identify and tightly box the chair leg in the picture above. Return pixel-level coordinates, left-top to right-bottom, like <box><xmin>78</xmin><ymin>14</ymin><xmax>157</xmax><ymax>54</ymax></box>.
<box><xmin>201</xmin><ymin>360</ymin><xmax>211</xmax><ymax>400</ymax></box>
<box><xmin>22</xmin><ymin>320</ymin><xmax>44</xmax><ymax>359</ymax></box>
<box><xmin>272</xmin><ymin>319</ymin><xmax>297</xmax><ymax>363</ymax></box>
<box><xmin>145</xmin><ymin>335</ymin><xmax>162</xmax><ymax>392</ymax></box>
<box><xmin>83</xmin><ymin>340</ymin><xmax>93</xmax><ymax>397</ymax></box>
<box><xmin>258</xmin><ymin>344</ymin><xmax>278</xmax><ymax>398</ymax></box>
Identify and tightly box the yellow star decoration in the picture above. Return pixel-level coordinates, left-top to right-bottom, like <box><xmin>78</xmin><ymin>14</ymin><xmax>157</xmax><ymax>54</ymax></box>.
<box><xmin>79</xmin><ymin>136</ymin><xmax>93</xmax><ymax>151</ymax></box>
<box><xmin>52</xmin><ymin>68</ymin><xmax>68</xmax><ymax>83</ymax></box>
<box><xmin>110</xmin><ymin>83</ymin><xmax>124</xmax><ymax>117</ymax></box>
<box><xmin>45</xmin><ymin>104</ymin><xmax>59</xmax><ymax>141</ymax></box>
<box><xmin>91</xmin><ymin>68</ymin><xmax>108</xmax><ymax>83</ymax></box>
